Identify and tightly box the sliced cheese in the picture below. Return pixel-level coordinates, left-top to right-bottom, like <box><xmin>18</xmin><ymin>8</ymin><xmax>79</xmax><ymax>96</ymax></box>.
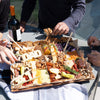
<box><xmin>64</xmin><ymin>60</ymin><xmax>74</xmax><ymax>68</ymax></box>
<box><xmin>40</xmin><ymin>70</ymin><xmax>50</xmax><ymax>83</ymax></box>
<box><xmin>50</xmin><ymin>45</ymin><xmax>57</xmax><ymax>63</ymax></box>
<box><xmin>34</xmin><ymin>69</ymin><xmax>50</xmax><ymax>85</ymax></box>
<box><xmin>50</xmin><ymin>68</ymin><xmax>60</xmax><ymax>74</ymax></box>
<box><xmin>50</xmin><ymin>68</ymin><xmax>61</xmax><ymax>79</ymax></box>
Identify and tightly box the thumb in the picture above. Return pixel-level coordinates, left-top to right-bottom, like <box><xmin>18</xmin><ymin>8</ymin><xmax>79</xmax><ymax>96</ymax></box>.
<box><xmin>91</xmin><ymin>50</ymin><xmax>100</xmax><ymax>55</ymax></box>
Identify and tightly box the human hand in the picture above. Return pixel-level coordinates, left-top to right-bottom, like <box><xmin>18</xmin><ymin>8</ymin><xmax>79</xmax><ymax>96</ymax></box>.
<box><xmin>87</xmin><ymin>50</ymin><xmax>100</xmax><ymax>67</ymax></box>
<box><xmin>0</xmin><ymin>39</ymin><xmax>11</xmax><ymax>47</ymax></box>
<box><xmin>20</xmin><ymin>21</ymin><xmax>26</xmax><ymax>33</ymax></box>
<box><xmin>52</xmin><ymin>22</ymin><xmax>69</xmax><ymax>35</ymax></box>
<box><xmin>0</xmin><ymin>46</ymin><xmax>18</xmax><ymax>64</ymax></box>
<box><xmin>88</xmin><ymin>36</ymin><xmax>100</xmax><ymax>48</ymax></box>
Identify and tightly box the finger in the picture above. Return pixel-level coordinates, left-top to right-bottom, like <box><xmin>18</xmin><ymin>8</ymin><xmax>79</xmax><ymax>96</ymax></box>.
<box><xmin>48</xmin><ymin>28</ymin><xmax>53</xmax><ymax>34</ymax></box>
<box><xmin>59</xmin><ymin>27</ymin><xmax>67</xmax><ymax>35</ymax></box>
<box><xmin>2</xmin><ymin>49</ymin><xmax>16</xmax><ymax>63</ymax></box>
<box><xmin>2</xmin><ymin>39</ymin><xmax>9</xmax><ymax>43</ymax></box>
<box><xmin>20</xmin><ymin>28</ymin><xmax>25</xmax><ymax>33</ymax></box>
<box><xmin>87</xmin><ymin>54</ymin><xmax>95</xmax><ymax>59</ymax></box>
<box><xmin>88</xmin><ymin>36</ymin><xmax>96</xmax><ymax>46</ymax></box>
<box><xmin>2</xmin><ymin>39</ymin><xmax>9</xmax><ymax>47</ymax></box>
<box><xmin>0</xmin><ymin>56</ymin><xmax>3</xmax><ymax>63</ymax></box>
<box><xmin>9</xmin><ymin>51</ymin><xmax>18</xmax><ymax>61</ymax></box>
<box><xmin>54</xmin><ymin>24</ymin><xmax>65</xmax><ymax>35</ymax></box>
<box><xmin>2</xmin><ymin>58</ymin><xmax>11</xmax><ymax>64</ymax></box>
<box><xmin>58</xmin><ymin>29</ymin><xmax>65</xmax><ymax>35</ymax></box>
<box><xmin>20</xmin><ymin>26</ymin><xmax>25</xmax><ymax>33</ymax></box>
<box><xmin>53</xmin><ymin>24</ymin><xmax>61</xmax><ymax>35</ymax></box>
<box><xmin>88</xmin><ymin>36</ymin><xmax>93</xmax><ymax>46</ymax></box>
<box><xmin>60</xmin><ymin>24</ymin><xmax>69</xmax><ymax>35</ymax></box>
<box><xmin>90</xmin><ymin>59</ymin><xmax>98</xmax><ymax>66</ymax></box>
<box><xmin>89</xmin><ymin>59</ymin><xmax>95</xmax><ymax>65</ymax></box>
<box><xmin>91</xmin><ymin>50</ymin><xmax>100</xmax><ymax>55</ymax></box>
<box><xmin>22</xmin><ymin>28</ymin><xmax>25</xmax><ymax>33</ymax></box>
<box><xmin>4</xmin><ymin>50</ymin><xmax>16</xmax><ymax>63</ymax></box>
<box><xmin>90</xmin><ymin>42</ymin><xmax>97</xmax><ymax>46</ymax></box>
<box><xmin>63</xmin><ymin>27</ymin><xmax>69</xmax><ymax>35</ymax></box>
<box><xmin>0</xmin><ymin>52</ymin><xmax>11</xmax><ymax>64</ymax></box>
<box><xmin>56</xmin><ymin>25</ymin><xmax>64</xmax><ymax>35</ymax></box>
<box><xmin>88</xmin><ymin>56</ymin><xmax>93</xmax><ymax>63</ymax></box>
<box><xmin>64</xmin><ymin>29</ymin><xmax>69</xmax><ymax>35</ymax></box>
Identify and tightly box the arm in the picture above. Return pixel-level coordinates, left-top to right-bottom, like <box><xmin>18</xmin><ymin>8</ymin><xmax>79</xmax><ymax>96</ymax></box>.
<box><xmin>52</xmin><ymin>0</ymin><xmax>85</xmax><ymax>35</ymax></box>
<box><xmin>63</xmin><ymin>0</ymin><xmax>86</xmax><ymax>33</ymax></box>
<box><xmin>20</xmin><ymin>0</ymin><xmax>37</xmax><ymax>32</ymax></box>
<box><xmin>0</xmin><ymin>0</ymin><xmax>10</xmax><ymax>32</ymax></box>
<box><xmin>20</xmin><ymin>0</ymin><xmax>37</xmax><ymax>23</ymax></box>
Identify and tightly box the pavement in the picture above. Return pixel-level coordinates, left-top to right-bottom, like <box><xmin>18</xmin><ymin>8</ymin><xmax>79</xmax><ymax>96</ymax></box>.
<box><xmin>0</xmin><ymin>0</ymin><xmax>100</xmax><ymax>100</ymax></box>
<box><xmin>76</xmin><ymin>0</ymin><xmax>100</xmax><ymax>99</ymax></box>
<box><xmin>75</xmin><ymin>0</ymin><xmax>100</xmax><ymax>40</ymax></box>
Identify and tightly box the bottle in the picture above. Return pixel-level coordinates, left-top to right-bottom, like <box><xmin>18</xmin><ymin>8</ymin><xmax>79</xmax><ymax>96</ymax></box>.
<box><xmin>8</xmin><ymin>5</ymin><xmax>21</xmax><ymax>42</ymax></box>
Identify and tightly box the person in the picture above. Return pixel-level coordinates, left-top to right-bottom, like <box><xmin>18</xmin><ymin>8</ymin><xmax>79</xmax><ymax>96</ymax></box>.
<box><xmin>0</xmin><ymin>0</ymin><xmax>18</xmax><ymax>64</ymax></box>
<box><xmin>87</xmin><ymin>36</ymin><xmax>100</xmax><ymax>67</ymax></box>
<box><xmin>20</xmin><ymin>0</ymin><xmax>86</xmax><ymax>35</ymax></box>
<box><xmin>0</xmin><ymin>0</ymin><xmax>10</xmax><ymax>39</ymax></box>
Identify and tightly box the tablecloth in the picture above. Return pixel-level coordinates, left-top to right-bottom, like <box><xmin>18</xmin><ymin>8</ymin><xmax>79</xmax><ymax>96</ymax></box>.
<box><xmin>0</xmin><ymin>63</ymin><xmax>88</xmax><ymax>100</ymax></box>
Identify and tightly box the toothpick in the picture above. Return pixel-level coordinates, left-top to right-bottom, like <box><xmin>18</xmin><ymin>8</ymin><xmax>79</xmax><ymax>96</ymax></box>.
<box><xmin>63</xmin><ymin>32</ymin><xmax>73</xmax><ymax>52</ymax></box>
<box><xmin>7</xmin><ymin>35</ymin><xmax>23</xmax><ymax>50</ymax></box>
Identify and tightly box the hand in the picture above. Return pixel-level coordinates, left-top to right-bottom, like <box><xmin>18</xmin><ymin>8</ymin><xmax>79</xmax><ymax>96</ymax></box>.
<box><xmin>88</xmin><ymin>36</ymin><xmax>100</xmax><ymax>48</ymax></box>
<box><xmin>0</xmin><ymin>39</ymin><xmax>11</xmax><ymax>47</ymax></box>
<box><xmin>20</xmin><ymin>21</ymin><xmax>26</xmax><ymax>33</ymax></box>
<box><xmin>52</xmin><ymin>22</ymin><xmax>69</xmax><ymax>35</ymax></box>
<box><xmin>87</xmin><ymin>50</ymin><xmax>100</xmax><ymax>67</ymax></box>
<box><xmin>0</xmin><ymin>46</ymin><xmax>18</xmax><ymax>64</ymax></box>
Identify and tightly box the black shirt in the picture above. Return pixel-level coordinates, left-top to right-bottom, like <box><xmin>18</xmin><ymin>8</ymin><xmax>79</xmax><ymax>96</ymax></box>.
<box><xmin>0</xmin><ymin>0</ymin><xmax>10</xmax><ymax>32</ymax></box>
<box><xmin>21</xmin><ymin>0</ymin><xmax>85</xmax><ymax>32</ymax></box>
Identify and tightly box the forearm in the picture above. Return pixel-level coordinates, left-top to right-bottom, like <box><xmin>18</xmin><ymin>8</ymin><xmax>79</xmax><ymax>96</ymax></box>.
<box><xmin>63</xmin><ymin>0</ymin><xmax>86</xmax><ymax>32</ymax></box>
<box><xmin>21</xmin><ymin>0</ymin><xmax>37</xmax><ymax>23</ymax></box>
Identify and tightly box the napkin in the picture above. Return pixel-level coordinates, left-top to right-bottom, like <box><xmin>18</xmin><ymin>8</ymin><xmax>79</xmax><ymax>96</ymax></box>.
<box><xmin>0</xmin><ymin>63</ymin><xmax>88</xmax><ymax>100</ymax></box>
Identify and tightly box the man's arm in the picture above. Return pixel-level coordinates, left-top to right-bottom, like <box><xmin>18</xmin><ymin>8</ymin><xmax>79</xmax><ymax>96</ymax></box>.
<box><xmin>21</xmin><ymin>0</ymin><xmax>37</xmax><ymax>23</ymax></box>
<box><xmin>63</xmin><ymin>0</ymin><xmax>86</xmax><ymax>33</ymax></box>
<box><xmin>0</xmin><ymin>0</ymin><xmax>10</xmax><ymax>32</ymax></box>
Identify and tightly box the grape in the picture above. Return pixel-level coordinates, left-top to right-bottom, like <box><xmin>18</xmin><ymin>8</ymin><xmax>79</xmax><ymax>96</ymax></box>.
<box><xmin>56</xmin><ymin>43</ymin><xmax>63</xmax><ymax>51</ymax></box>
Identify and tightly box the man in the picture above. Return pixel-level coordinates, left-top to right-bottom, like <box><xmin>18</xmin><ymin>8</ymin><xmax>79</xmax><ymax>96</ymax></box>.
<box><xmin>20</xmin><ymin>0</ymin><xmax>86</xmax><ymax>35</ymax></box>
<box><xmin>88</xmin><ymin>36</ymin><xmax>100</xmax><ymax>67</ymax></box>
<box><xmin>0</xmin><ymin>0</ymin><xmax>17</xmax><ymax>64</ymax></box>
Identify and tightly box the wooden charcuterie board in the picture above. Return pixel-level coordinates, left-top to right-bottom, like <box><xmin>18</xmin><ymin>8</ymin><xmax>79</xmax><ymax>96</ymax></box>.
<box><xmin>10</xmin><ymin>37</ymin><xmax>95</xmax><ymax>92</ymax></box>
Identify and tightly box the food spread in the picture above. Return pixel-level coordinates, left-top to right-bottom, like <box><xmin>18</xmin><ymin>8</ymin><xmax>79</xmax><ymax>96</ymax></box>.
<box><xmin>10</xmin><ymin>37</ymin><xmax>94</xmax><ymax>92</ymax></box>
